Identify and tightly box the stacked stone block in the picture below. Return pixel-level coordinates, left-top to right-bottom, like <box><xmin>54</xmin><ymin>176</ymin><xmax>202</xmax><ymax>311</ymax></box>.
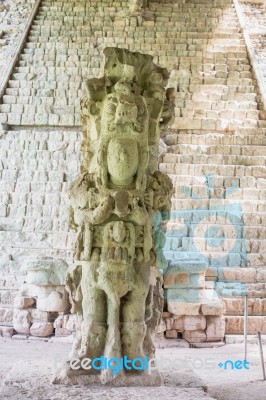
<box><xmin>159</xmin><ymin>261</ymin><xmax>225</xmax><ymax>344</ymax></box>
<box><xmin>13</xmin><ymin>258</ymin><xmax>69</xmax><ymax>337</ymax></box>
<box><xmin>0</xmin><ymin>129</ymin><xmax>81</xmax><ymax>335</ymax></box>
<box><xmin>161</xmin><ymin>132</ymin><xmax>266</xmax><ymax>338</ymax></box>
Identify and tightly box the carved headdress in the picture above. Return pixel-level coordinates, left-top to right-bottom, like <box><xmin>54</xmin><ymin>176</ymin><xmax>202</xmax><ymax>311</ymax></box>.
<box><xmin>80</xmin><ymin>47</ymin><xmax>174</xmax><ymax>189</ymax></box>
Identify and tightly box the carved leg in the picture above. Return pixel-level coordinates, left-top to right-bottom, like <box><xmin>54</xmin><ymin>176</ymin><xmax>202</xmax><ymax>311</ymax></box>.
<box><xmin>101</xmin><ymin>297</ymin><xmax>122</xmax><ymax>383</ymax></box>
<box><xmin>121</xmin><ymin>270</ymin><xmax>150</xmax><ymax>360</ymax></box>
<box><xmin>54</xmin><ymin>288</ymin><xmax>107</xmax><ymax>381</ymax></box>
<box><xmin>144</xmin><ymin>276</ymin><xmax>164</xmax><ymax>358</ymax></box>
<box><xmin>143</xmin><ymin>284</ymin><xmax>155</xmax><ymax>358</ymax></box>
<box><xmin>79</xmin><ymin>283</ymin><xmax>107</xmax><ymax>362</ymax></box>
<box><xmin>121</xmin><ymin>321</ymin><xmax>146</xmax><ymax>362</ymax></box>
<box><xmin>79</xmin><ymin>319</ymin><xmax>107</xmax><ymax>361</ymax></box>
<box><xmin>104</xmin><ymin>297</ymin><xmax>121</xmax><ymax>360</ymax></box>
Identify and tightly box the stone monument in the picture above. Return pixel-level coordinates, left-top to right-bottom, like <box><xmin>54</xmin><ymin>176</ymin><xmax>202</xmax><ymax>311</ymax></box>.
<box><xmin>53</xmin><ymin>47</ymin><xmax>174</xmax><ymax>385</ymax></box>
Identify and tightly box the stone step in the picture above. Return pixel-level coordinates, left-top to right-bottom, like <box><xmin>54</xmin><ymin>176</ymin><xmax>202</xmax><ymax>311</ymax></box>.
<box><xmin>247</xmin><ymin>283</ymin><xmax>266</xmax><ymax>299</ymax></box>
<box><xmin>23</xmin><ymin>30</ymin><xmax>247</xmax><ymax>45</ymax></box>
<box><xmin>10</xmin><ymin>68</ymin><xmax>256</xmax><ymax>89</ymax></box>
<box><xmin>222</xmin><ymin>298</ymin><xmax>266</xmax><ymax>316</ymax></box>
<box><xmin>171</xmin><ymin>190</ymin><xmax>266</xmax><ymax>202</ymax></box>
<box><xmin>22</xmin><ymin>44</ymin><xmax>248</xmax><ymax>57</ymax></box>
<box><xmin>169</xmin><ymin>177</ymin><xmax>266</xmax><ymax>192</ymax></box>
<box><xmin>165</xmin><ymin>239</ymin><xmax>265</xmax><ymax>255</ymax></box>
<box><xmin>182</xmin><ymin>101</ymin><xmax>259</xmax><ymax>111</ymax></box>
<box><xmin>165</xmin><ymin>172</ymin><xmax>266</xmax><ymax>184</ymax></box>
<box><xmin>225</xmin><ymin>334</ymin><xmax>266</xmax><ymax>344</ymax></box>
<box><xmin>160</xmin><ymin>163</ymin><xmax>266</xmax><ymax>179</ymax></box>
<box><xmin>170</xmin><ymin>196</ymin><xmax>266</xmax><ymax>208</ymax></box>
<box><xmin>4</xmin><ymin>87</ymin><xmax>84</xmax><ymax>98</ymax></box>
<box><xmin>165</xmin><ymin>232</ymin><xmax>266</xmax><ymax>244</ymax></box>
<box><xmin>164</xmin><ymin>133</ymin><xmax>266</xmax><ymax>146</ymax></box>
<box><xmin>225</xmin><ymin>316</ymin><xmax>266</xmax><ymax>334</ymax></box>
<box><xmin>25</xmin><ymin>31</ymin><xmax>246</xmax><ymax>42</ymax></box>
<box><xmin>188</xmin><ymin>93</ymin><xmax>257</xmax><ymax>103</ymax></box>
<box><xmin>167</xmin><ymin>215</ymin><xmax>266</xmax><ymax>227</ymax></box>
<box><xmin>3</xmin><ymin>109</ymin><xmax>260</xmax><ymax>128</ymax></box>
<box><xmin>165</xmin><ymin>144</ymin><xmax>266</xmax><ymax>157</ymax></box>
<box><xmin>163</xmin><ymin>250</ymin><xmax>264</xmax><ymax>268</ymax></box>
<box><xmin>16</xmin><ymin>53</ymin><xmax>251</xmax><ymax>69</ymax></box>
<box><xmin>0</xmin><ymin>129</ymin><xmax>81</xmax><ymax>141</ymax></box>
<box><xmin>237</xmin><ymin>127</ymin><xmax>266</xmax><ymax>135</ymax></box>
<box><xmin>171</xmin><ymin>118</ymin><xmax>258</xmax><ymax>131</ymax></box>
<box><xmin>180</xmin><ymin>172</ymin><xmax>264</xmax><ymax>196</ymax></box>
<box><xmin>179</xmin><ymin>110</ymin><xmax>260</xmax><ymax>121</ymax></box>
<box><xmin>163</xmin><ymin>154</ymin><xmax>265</xmax><ymax>166</ymax></box>
<box><xmin>2</xmin><ymin>94</ymin><xmax>80</xmax><ymax>105</ymax></box>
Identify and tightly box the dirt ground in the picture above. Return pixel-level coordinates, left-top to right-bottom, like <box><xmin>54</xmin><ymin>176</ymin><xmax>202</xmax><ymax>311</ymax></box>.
<box><xmin>0</xmin><ymin>338</ymin><xmax>265</xmax><ymax>400</ymax></box>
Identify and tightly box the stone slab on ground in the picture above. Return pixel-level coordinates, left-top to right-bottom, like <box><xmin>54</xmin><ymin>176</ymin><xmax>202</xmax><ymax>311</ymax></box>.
<box><xmin>11</xmin><ymin>334</ymin><xmax>28</xmax><ymax>340</ymax></box>
<box><xmin>189</xmin><ymin>341</ymin><xmax>225</xmax><ymax>348</ymax></box>
<box><xmin>1</xmin><ymin>360</ymin><xmax>215</xmax><ymax>400</ymax></box>
<box><xmin>155</xmin><ymin>337</ymin><xmax>189</xmax><ymax>349</ymax></box>
<box><xmin>49</xmin><ymin>335</ymin><xmax>74</xmax><ymax>344</ymax></box>
<box><xmin>0</xmin><ymin>326</ymin><xmax>13</xmax><ymax>338</ymax></box>
<box><xmin>53</xmin><ymin>366</ymin><xmax>163</xmax><ymax>387</ymax></box>
<box><xmin>226</xmin><ymin>334</ymin><xmax>266</xmax><ymax>344</ymax></box>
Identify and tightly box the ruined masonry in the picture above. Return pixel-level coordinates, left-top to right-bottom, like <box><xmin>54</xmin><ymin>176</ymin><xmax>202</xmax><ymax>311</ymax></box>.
<box><xmin>0</xmin><ymin>0</ymin><xmax>265</xmax><ymax>343</ymax></box>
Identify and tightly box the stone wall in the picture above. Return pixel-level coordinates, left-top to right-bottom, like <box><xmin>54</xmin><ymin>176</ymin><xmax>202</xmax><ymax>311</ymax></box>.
<box><xmin>0</xmin><ymin>0</ymin><xmax>265</xmax><ymax>341</ymax></box>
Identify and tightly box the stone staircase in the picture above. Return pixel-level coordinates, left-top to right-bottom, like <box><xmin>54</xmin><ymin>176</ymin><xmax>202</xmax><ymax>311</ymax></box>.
<box><xmin>0</xmin><ymin>0</ymin><xmax>265</xmax><ymax>338</ymax></box>
<box><xmin>0</xmin><ymin>128</ymin><xmax>82</xmax><ymax>333</ymax></box>
<box><xmin>1</xmin><ymin>0</ymin><xmax>239</xmax><ymax>127</ymax></box>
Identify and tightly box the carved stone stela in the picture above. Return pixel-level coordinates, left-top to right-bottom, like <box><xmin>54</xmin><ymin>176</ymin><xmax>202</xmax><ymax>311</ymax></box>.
<box><xmin>53</xmin><ymin>47</ymin><xmax>174</xmax><ymax>386</ymax></box>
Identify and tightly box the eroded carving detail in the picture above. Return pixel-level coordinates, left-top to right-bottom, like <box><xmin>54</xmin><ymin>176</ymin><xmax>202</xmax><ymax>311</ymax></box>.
<box><xmin>54</xmin><ymin>47</ymin><xmax>174</xmax><ymax>385</ymax></box>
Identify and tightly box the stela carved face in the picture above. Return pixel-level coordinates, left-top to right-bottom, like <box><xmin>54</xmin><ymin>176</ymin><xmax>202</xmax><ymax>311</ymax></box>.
<box><xmin>107</xmin><ymin>138</ymin><xmax>139</xmax><ymax>187</ymax></box>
